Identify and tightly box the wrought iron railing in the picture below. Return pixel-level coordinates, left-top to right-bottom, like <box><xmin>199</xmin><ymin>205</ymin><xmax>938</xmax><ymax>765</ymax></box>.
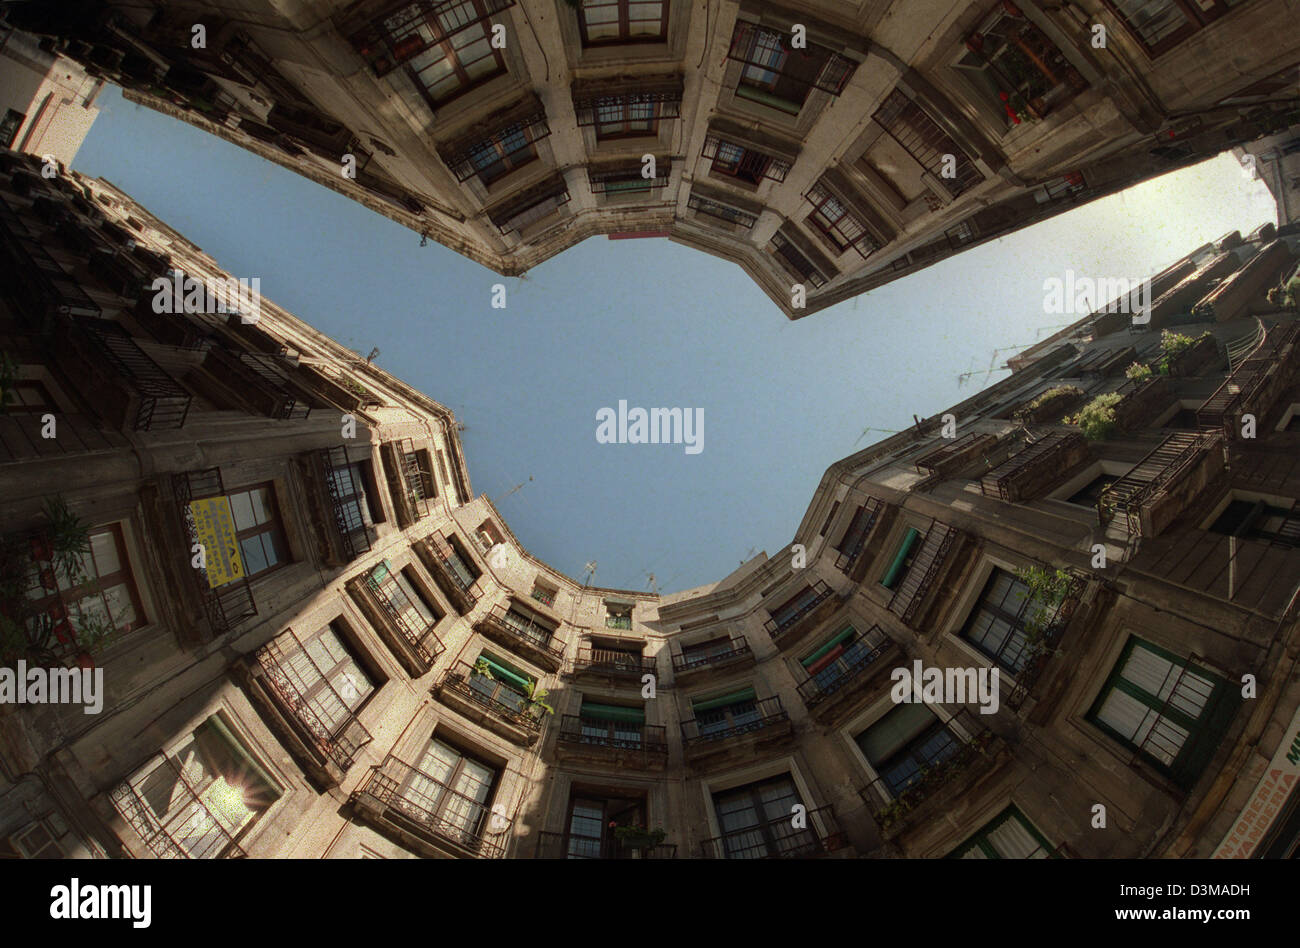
<box><xmin>534</xmin><ymin>830</ymin><xmax>676</xmax><ymax>859</ymax></box>
<box><xmin>436</xmin><ymin>661</ymin><xmax>544</xmax><ymax>734</ymax></box>
<box><xmin>362</xmin><ymin>566</ymin><xmax>444</xmax><ymax>669</ymax></box>
<box><xmin>70</xmin><ymin>321</ymin><xmax>192</xmax><ymax>430</ymax></box>
<box><xmin>796</xmin><ymin>627</ymin><xmax>892</xmax><ymax>708</ymax></box>
<box><xmin>353</xmin><ymin>754</ymin><xmax>511</xmax><ymax>858</ymax></box>
<box><xmin>557</xmin><ymin>715</ymin><xmax>668</xmax><ymax>755</ymax></box>
<box><xmin>1098</xmin><ymin>431</ymin><xmax>1215</xmax><ymax>534</ymax></box>
<box><xmin>572</xmin><ymin>643</ymin><xmax>653</xmax><ymax>676</ymax></box>
<box><xmin>173</xmin><ymin>468</ymin><xmax>257</xmax><ymax>641</ymax></box>
<box><xmin>419</xmin><ymin>533</ymin><xmax>479</xmax><ymax>612</ymax></box>
<box><xmin>888</xmin><ymin>522</ymin><xmax>958</xmax><ymax>625</ymax></box>
<box><xmin>681</xmin><ymin>695</ymin><xmax>789</xmax><ymax>746</ymax></box>
<box><xmin>251</xmin><ymin>631</ymin><xmax>373</xmax><ymax>771</ymax></box>
<box><xmin>833</xmin><ymin>498</ymin><xmax>883</xmax><ymax>572</ymax></box>
<box><xmin>763</xmin><ymin>580</ymin><xmax>834</xmax><ymax>640</ymax></box>
<box><xmin>110</xmin><ymin>756</ymin><xmax>249</xmax><ymax>859</ymax></box>
<box><xmin>477</xmin><ymin>603</ymin><xmax>564</xmax><ymax>664</ymax></box>
<box><xmin>1004</xmin><ymin>575</ymin><xmax>1087</xmax><ymax>711</ymax></box>
<box><xmin>319</xmin><ymin>446</ymin><xmax>374</xmax><ymax>561</ymax></box>
<box><xmin>700</xmin><ymin>804</ymin><xmax>844</xmax><ymax>859</ymax></box>
<box><xmin>672</xmin><ymin>636</ymin><xmax>751</xmax><ymax>673</ymax></box>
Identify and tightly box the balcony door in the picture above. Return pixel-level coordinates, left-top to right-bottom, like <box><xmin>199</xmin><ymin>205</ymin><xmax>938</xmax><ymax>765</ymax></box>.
<box><xmin>400</xmin><ymin>738</ymin><xmax>496</xmax><ymax>847</ymax></box>
<box><xmin>711</xmin><ymin>775</ymin><xmax>817</xmax><ymax>858</ymax></box>
<box><xmin>566</xmin><ymin>794</ymin><xmax>645</xmax><ymax>858</ymax></box>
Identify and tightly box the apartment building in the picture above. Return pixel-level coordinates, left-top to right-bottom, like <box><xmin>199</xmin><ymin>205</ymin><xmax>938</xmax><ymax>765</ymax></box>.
<box><xmin>2</xmin><ymin>148</ymin><xmax>1299</xmax><ymax>860</ymax></box>
<box><xmin>4</xmin><ymin>0</ymin><xmax>1299</xmax><ymax>317</ymax></box>
<box><xmin>0</xmin><ymin>23</ymin><xmax>104</xmax><ymax>164</ymax></box>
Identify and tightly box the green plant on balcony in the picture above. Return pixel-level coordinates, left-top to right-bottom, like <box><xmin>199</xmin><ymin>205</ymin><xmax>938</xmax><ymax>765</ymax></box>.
<box><xmin>521</xmin><ymin>679</ymin><xmax>554</xmax><ymax>719</ymax></box>
<box><xmin>40</xmin><ymin>495</ymin><xmax>92</xmax><ymax>587</ymax></box>
<box><xmin>1066</xmin><ymin>391</ymin><xmax>1122</xmax><ymax>441</ymax></box>
<box><xmin>341</xmin><ymin>376</ymin><xmax>370</xmax><ymax>398</ymax></box>
<box><xmin>472</xmin><ymin>657</ymin><xmax>495</xmax><ymax>680</ymax></box>
<box><xmin>1266</xmin><ymin>272</ymin><xmax>1300</xmax><ymax>309</ymax></box>
<box><xmin>1014</xmin><ymin>565</ymin><xmax>1074</xmax><ymax>657</ymax></box>
<box><xmin>1125</xmin><ymin>362</ymin><xmax>1152</xmax><ymax>382</ymax></box>
<box><xmin>612</xmin><ymin>823</ymin><xmax>666</xmax><ymax>850</ymax></box>
<box><xmin>1013</xmin><ymin>385</ymin><xmax>1083</xmax><ymax>423</ymax></box>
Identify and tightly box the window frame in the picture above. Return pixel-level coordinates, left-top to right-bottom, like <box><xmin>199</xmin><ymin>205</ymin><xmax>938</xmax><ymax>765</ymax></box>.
<box><xmin>227</xmin><ymin>482</ymin><xmax>291</xmax><ymax>580</ymax></box>
<box><xmin>575</xmin><ymin>0</ymin><xmax>670</xmax><ymax>47</ymax></box>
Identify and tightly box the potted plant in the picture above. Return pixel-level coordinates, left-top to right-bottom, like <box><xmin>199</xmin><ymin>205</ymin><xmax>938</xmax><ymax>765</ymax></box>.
<box><xmin>41</xmin><ymin>495</ymin><xmax>92</xmax><ymax>587</ymax></box>
<box><xmin>72</xmin><ymin>611</ymin><xmax>115</xmax><ymax>669</ymax></box>
<box><xmin>612</xmin><ymin>823</ymin><xmax>666</xmax><ymax>853</ymax></box>
<box><xmin>521</xmin><ymin>679</ymin><xmax>554</xmax><ymax>719</ymax></box>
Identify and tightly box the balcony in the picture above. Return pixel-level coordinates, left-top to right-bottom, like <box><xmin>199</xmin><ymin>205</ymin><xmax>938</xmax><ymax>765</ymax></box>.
<box><xmin>433</xmin><ymin>661</ymin><xmax>543</xmax><ymax>746</ymax></box>
<box><xmin>1004</xmin><ymin>575</ymin><xmax>1087</xmax><ymax>713</ymax></box>
<box><xmin>681</xmin><ymin>696</ymin><xmax>793</xmax><ymax>769</ymax></box>
<box><xmin>475</xmin><ymin>604</ymin><xmax>565</xmax><ymax>672</ymax></box>
<box><xmin>1099</xmin><ymin>431</ymin><xmax>1225</xmax><ymax>537</ymax></box>
<box><xmin>887</xmin><ymin>522</ymin><xmax>963</xmax><ymax>626</ymax></box>
<box><xmin>795</xmin><ymin>627</ymin><xmax>897</xmax><ymax>724</ymax></box>
<box><xmin>914</xmin><ymin>433</ymin><xmax>996</xmax><ymax>477</ymax></box>
<box><xmin>379</xmin><ymin>439</ymin><xmax>431</xmax><ymax>528</ymax></box>
<box><xmin>238</xmin><ymin>632</ymin><xmax>372</xmax><ymax>788</ymax></box>
<box><xmin>300</xmin><ymin>447</ymin><xmax>375</xmax><ymax>566</ymax></box>
<box><xmin>571</xmin><ymin>643</ymin><xmax>655</xmax><ymax>680</ymax></box>
<box><xmin>833</xmin><ymin>498</ymin><xmax>884</xmax><ymax>577</ymax></box>
<box><xmin>533</xmin><ymin>831</ymin><xmax>676</xmax><ymax>859</ymax></box>
<box><xmin>979</xmin><ymin>432</ymin><xmax>1088</xmax><ymax>502</ymax></box>
<box><xmin>413</xmin><ymin>534</ymin><xmax>479</xmax><ymax>615</ymax></box>
<box><xmin>700</xmin><ymin>805</ymin><xmax>847</xmax><ymax>859</ymax></box>
<box><xmin>110</xmin><ymin>760</ymin><xmax>247</xmax><ymax>859</ymax></box>
<box><xmin>1197</xmin><ymin>322</ymin><xmax>1299</xmax><ymax>435</ymax></box>
<box><xmin>554</xmin><ymin>716</ymin><xmax>668</xmax><ymax>771</ymax></box>
<box><xmin>488</xmin><ymin>177</ymin><xmax>571</xmax><ymax>236</ymax></box>
<box><xmin>171</xmin><ymin>468</ymin><xmax>257</xmax><ymax>644</ymax></box>
<box><xmin>671</xmin><ymin>635</ymin><xmax>754</xmax><ymax>686</ymax></box>
<box><xmin>860</xmin><ymin>710</ymin><xmax>1006</xmax><ymax>840</ymax></box>
<box><xmin>54</xmin><ymin>318</ymin><xmax>192</xmax><ymax>431</ymax></box>
<box><xmin>195</xmin><ymin>347</ymin><xmax>312</xmax><ymax>420</ymax></box>
<box><xmin>345</xmin><ymin>571</ymin><xmax>444</xmax><ymax>678</ymax></box>
<box><xmin>351</xmin><ymin>755</ymin><xmax>511</xmax><ymax>859</ymax></box>
<box><xmin>763</xmin><ymin>580</ymin><xmax>837</xmax><ymax>649</ymax></box>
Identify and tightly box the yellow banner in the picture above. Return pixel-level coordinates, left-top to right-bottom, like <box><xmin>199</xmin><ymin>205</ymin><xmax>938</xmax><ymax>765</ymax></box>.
<box><xmin>189</xmin><ymin>497</ymin><xmax>245</xmax><ymax>589</ymax></box>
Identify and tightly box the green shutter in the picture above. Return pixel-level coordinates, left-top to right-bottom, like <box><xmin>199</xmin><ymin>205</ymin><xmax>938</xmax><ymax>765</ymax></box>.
<box><xmin>370</xmin><ymin>559</ymin><xmax>392</xmax><ymax>583</ymax></box>
<box><xmin>580</xmin><ymin>702</ymin><xmax>645</xmax><ymax>723</ymax></box>
<box><xmin>691</xmin><ymin>687</ymin><xmax>756</xmax><ymax>713</ymax></box>
<box><xmin>856</xmin><ymin>703</ymin><xmax>935</xmax><ymax>765</ymax></box>
<box><xmin>801</xmin><ymin>626</ymin><xmax>858</xmax><ymax>668</ymax></box>
<box><xmin>479</xmin><ymin>655</ymin><xmax>531</xmax><ymax>692</ymax></box>
<box><xmin>880</xmin><ymin>528</ymin><xmax>920</xmax><ymax>589</ymax></box>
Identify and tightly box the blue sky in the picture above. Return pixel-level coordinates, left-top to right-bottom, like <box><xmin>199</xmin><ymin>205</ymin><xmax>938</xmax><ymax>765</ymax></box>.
<box><xmin>72</xmin><ymin>86</ymin><xmax>1277</xmax><ymax>594</ymax></box>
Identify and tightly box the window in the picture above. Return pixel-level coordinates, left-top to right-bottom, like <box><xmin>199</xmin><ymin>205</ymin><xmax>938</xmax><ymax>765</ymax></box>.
<box><xmin>726</xmin><ymin>22</ymin><xmax>855</xmax><ymax>115</ymax></box>
<box><xmin>691</xmin><ymin>687</ymin><xmax>759</xmax><ymax>738</ymax></box>
<box><xmin>435</xmin><ymin>449</ymin><xmax>453</xmax><ymax>493</ymax></box>
<box><xmin>680</xmin><ymin>636</ymin><xmax>736</xmax><ymax>668</ymax></box>
<box><xmin>1209</xmin><ymin>498</ymin><xmax>1300</xmax><ymax>548</ymax></box>
<box><xmin>0</xmin><ymin>818</ymin><xmax>69</xmax><ymax>858</ymax></box>
<box><xmin>1104</xmin><ymin>0</ymin><xmax>1248</xmax><ymax>55</ymax></box>
<box><xmin>950</xmin><ymin>806</ymin><xmax>1057</xmax><ymax>858</ymax></box>
<box><xmin>836</xmin><ymin>501</ymin><xmax>880</xmax><ymax>560</ymax></box>
<box><xmin>112</xmin><ymin>715</ymin><xmax>281</xmax><ymax>858</ymax></box>
<box><xmin>441</xmin><ymin>536</ymin><xmax>480</xmax><ymax>587</ymax></box>
<box><xmin>872</xmin><ymin>88</ymin><xmax>984</xmax><ymax>197</ymax></box>
<box><xmin>403</xmin><ymin>448</ymin><xmax>436</xmax><ymax>503</ymax></box>
<box><xmin>501</xmin><ymin>605</ymin><xmax>555</xmax><ymax>647</ymax></box>
<box><xmin>768</xmin><ymin>583</ymin><xmax>828</xmax><ymax>631</ymax></box>
<box><xmin>471</xmin><ymin>652</ymin><xmax>533</xmax><ymax>712</ymax></box>
<box><xmin>228</xmin><ymin>484</ymin><xmax>290</xmax><ymax>578</ymax></box>
<box><xmin>25</xmin><ymin>523</ymin><xmax>145</xmax><ymax>652</ymax></box>
<box><xmin>578</xmin><ymin>700</ymin><xmax>646</xmax><ymax>747</ymax></box>
<box><xmin>328</xmin><ymin>459</ymin><xmax>381</xmax><ymax>541</ymax></box>
<box><xmin>279</xmin><ymin>622</ymin><xmax>376</xmax><ymax>734</ymax></box>
<box><xmin>605</xmin><ymin>601</ymin><xmax>633</xmax><ymax>630</ymax></box>
<box><xmin>588</xmin><ymin>161</ymin><xmax>671</xmax><ymax>194</ymax></box>
<box><xmin>955</xmin><ymin>8</ymin><xmax>1086</xmax><ymax>127</ymax></box>
<box><xmin>711</xmin><ymin>775</ymin><xmax>816</xmax><ymax>858</ymax></box>
<box><xmin>530</xmin><ymin>580</ymin><xmax>557</xmax><ymax>606</ymax></box>
<box><xmin>444</xmin><ymin>112</ymin><xmax>551</xmax><ymax>185</ymax></box>
<box><xmin>369</xmin><ymin>0</ymin><xmax>510</xmax><ymax>106</ymax></box>
<box><xmin>960</xmin><ymin>568</ymin><xmax>1058</xmax><ymax>674</ymax></box>
<box><xmin>593</xmin><ymin>97</ymin><xmax>661</xmax><ymax>139</ymax></box>
<box><xmin>769</xmin><ymin>231</ymin><xmax>827</xmax><ymax>288</ymax></box>
<box><xmin>576</xmin><ymin>0</ymin><xmax>669</xmax><ymax>46</ymax></box>
<box><xmin>702</xmin><ymin>136</ymin><xmax>790</xmax><ymax>184</ymax></box>
<box><xmin>804</xmin><ymin>184</ymin><xmax>877</xmax><ymax>256</ymax></box>
<box><xmin>687</xmin><ymin>192</ymin><xmax>758</xmax><ymax>229</ymax></box>
<box><xmin>564</xmin><ymin>793</ymin><xmax>645</xmax><ymax>858</ymax></box>
<box><xmin>1088</xmin><ymin>637</ymin><xmax>1237</xmax><ymax>787</ymax></box>
<box><xmin>799</xmin><ymin>624</ymin><xmax>888</xmax><ymax>691</ymax></box>
<box><xmin>857</xmin><ymin>704</ymin><xmax>962</xmax><ymax>796</ymax></box>
<box><xmin>0</xmin><ymin>110</ymin><xmax>24</xmax><ymax>149</ymax></box>
<box><xmin>1067</xmin><ymin>473</ymin><xmax>1117</xmax><ymax>508</ymax></box>
<box><xmin>398</xmin><ymin>737</ymin><xmax>497</xmax><ymax>844</ymax></box>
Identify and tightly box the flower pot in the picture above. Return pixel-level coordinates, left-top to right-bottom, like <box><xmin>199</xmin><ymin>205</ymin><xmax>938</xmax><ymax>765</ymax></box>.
<box><xmin>75</xmin><ymin>651</ymin><xmax>95</xmax><ymax>670</ymax></box>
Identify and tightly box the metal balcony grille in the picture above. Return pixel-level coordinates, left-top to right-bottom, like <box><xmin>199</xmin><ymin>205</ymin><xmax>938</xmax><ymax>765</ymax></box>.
<box><xmin>73</xmin><ymin>322</ymin><xmax>192</xmax><ymax>430</ymax></box>
<box><xmin>573</xmin><ymin>78</ymin><xmax>683</xmax><ymax>126</ymax></box>
<box><xmin>0</xmin><ymin>201</ymin><xmax>103</xmax><ymax>319</ymax></box>
<box><xmin>726</xmin><ymin>22</ymin><xmax>855</xmax><ymax>95</ymax></box>
<box><xmin>764</xmin><ymin>580</ymin><xmax>833</xmax><ymax>639</ymax></box>
<box><xmin>681</xmin><ymin>695</ymin><xmax>788</xmax><ymax>745</ymax></box>
<box><xmin>672</xmin><ymin>636</ymin><xmax>751</xmax><ymax>672</ymax></box>
<box><xmin>834</xmin><ymin>498</ymin><xmax>882</xmax><ymax>572</ymax></box>
<box><xmin>173</xmin><ymin>468</ymin><xmax>257</xmax><ymax>640</ymax></box>
<box><xmin>238</xmin><ymin>352</ymin><xmax>311</xmax><ymax>420</ymax></box>
<box><xmin>477</xmin><ymin>603</ymin><xmax>564</xmax><ymax>663</ymax></box>
<box><xmin>320</xmin><ymin>446</ymin><xmax>374</xmax><ymax>561</ymax></box>
<box><xmin>489</xmin><ymin>180</ymin><xmax>571</xmax><ymax>235</ymax></box>
<box><xmin>252</xmin><ymin>631</ymin><xmax>373</xmax><ymax>771</ymax></box>
<box><xmin>442</xmin><ymin>109</ymin><xmax>551</xmax><ymax>183</ymax></box>
<box><xmin>887</xmin><ymin>521</ymin><xmax>958</xmax><ymax>624</ymax></box>
<box><xmin>701</xmin><ymin>136</ymin><xmax>791</xmax><ymax>182</ymax></box>
<box><xmin>979</xmin><ymin>432</ymin><xmax>1084</xmax><ymax>501</ymax></box>
<box><xmin>352</xmin><ymin>0</ymin><xmax>517</xmax><ymax>77</ymax></box>
<box><xmin>421</xmin><ymin>532</ymin><xmax>479</xmax><ymax>612</ymax></box>
<box><xmin>872</xmin><ymin>88</ymin><xmax>983</xmax><ymax>198</ymax></box>
<box><xmin>1099</xmin><ymin>432</ymin><xmax>1213</xmax><ymax>534</ymax></box>
<box><xmin>770</xmin><ymin>230</ymin><xmax>827</xmax><ymax>288</ymax></box>
<box><xmin>362</xmin><ymin>564</ymin><xmax>443</xmax><ymax>668</ymax></box>
<box><xmin>1004</xmin><ymin>576</ymin><xmax>1086</xmax><ymax>711</ymax></box>
<box><xmin>701</xmin><ymin>804</ymin><xmax>843</xmax><ymax>859</ymax></box>
<box><xmin>354</xmin><ymin>755</ymin><xmax>511</xmax><ymax>858</ymax></box>
<box><xmin>436</xmin><ymin>661</ymin><xmax>543</xmax><ymax>733</ymax></box>
<box><xmin>804</xmin><ymin>180</ymin><xmax>878</xmax><ymax>257</ymax></box>
<box><xmin>110</xmin><ymin>755</ymin><xmax>248</xmax><ymax>859</ymax></box>
<box><xmin>588</xmin><ymin>161</ymin><xmax>671</xmax><ymax>193</ymax></box>
<box><xmin>687</xmin><ymin>192</ymin><xmax>758</xmax><ymax>228</ymax></box>
<box><xmin>558</xmin><ymin>715</ymin><xmax>667</xmax><ymax>754</ymax></box>
<box><xmin>572</xmin><ymin>643</ymin><xmax>654</xmax><ymax>676</ymax></box>
<box><xmin>796</xmin><ymin>626</ymin><xmax>891</xmax><ymax>708</ymax></box>
<box><xmin>535</xmin><ymin>831</ymin><xmax>676</xmax><ymax>859</ymax></box>
<box><xmin>399</xmin><ymin>441</ymin><xmax>432</xmax><ymax>519</ymax></box>
<box><xmin>914</xmin><ymin>432</ymin><xmax>995</xmax><ymax>472</ymax></box>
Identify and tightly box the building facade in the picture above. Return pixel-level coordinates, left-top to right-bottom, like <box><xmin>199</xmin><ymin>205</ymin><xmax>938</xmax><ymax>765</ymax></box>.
<box><xmin>4</xmin><ymin>0</ymin><xmax>1299</xmax><ymax>317</ymax></box>
<box><xmin>0</xmin><ymin>23</ymin><xmax>104</xmax><ymax>165</ymax></box>
<box><xmin>2</xmin><ymin>148</ymin><xmax>1299</xmax><ymax>859</ymax></box>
